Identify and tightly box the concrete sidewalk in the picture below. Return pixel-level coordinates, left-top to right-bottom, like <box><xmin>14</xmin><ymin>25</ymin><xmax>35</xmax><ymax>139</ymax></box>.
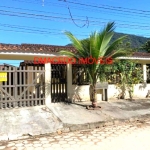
<box><xmin>47</xmin><ymin>99</ymin><xmax>150</xmax><ymax>131</ymax></box>
<box><xmin>1</xmin><ymin>99</ymin><xmax>150</xmax><ymax>141</ymax></box>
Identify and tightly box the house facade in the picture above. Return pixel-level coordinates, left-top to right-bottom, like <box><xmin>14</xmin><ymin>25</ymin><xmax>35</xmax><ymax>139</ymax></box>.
<box><xmin>0</xmin><ymin>43</ymin><xmax>150</xmax><ymax>108</ymax></box>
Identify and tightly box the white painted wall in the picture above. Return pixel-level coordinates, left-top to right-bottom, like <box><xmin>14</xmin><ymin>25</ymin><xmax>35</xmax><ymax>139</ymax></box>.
<box><xmin>132</xmin><ymin>83</ymin><xmax>150</xmax><ymax>98</ymax></box>
<box><xmin>107</xmin><ymin>83</ymin><xmax>150</xmax><ymax>99</ymax></box>
<box><xmin>71</xmin><ymin>85</ymin><xmax>90</xmax><ymax>102</ymax></box>
<box><xmin>71</xmin><ymin>85</ymin><xmax>105</xmax><ymax>102</ymax></box>
<box><xmin>70</xmin><ymin>83</ymin><xmax>150</xmax><ymax>101</ymax></box>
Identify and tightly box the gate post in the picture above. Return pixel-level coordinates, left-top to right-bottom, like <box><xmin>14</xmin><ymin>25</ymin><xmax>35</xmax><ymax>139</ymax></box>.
<box><xmin>14</xmin><ymin>67</ymin><xmax>17</xmax><ymax>107</ymax></box>
<box><xmin>45</xmin><ymin>63</ymin><xmax>51</xmax><ymax>105</ymax></box>
<box><xmin>142</xmin><ymin>63</ymin><xmax>147</xmax><ymax>83</ymax></box>
<box><xmin>67</xmin><ymin>64</ymin><xmax>72</xmax><ymax>101</ymax></box>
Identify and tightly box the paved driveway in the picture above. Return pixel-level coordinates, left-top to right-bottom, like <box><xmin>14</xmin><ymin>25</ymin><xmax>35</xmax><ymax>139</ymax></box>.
<box><xmin>0</xmin><ymin>106</ymin><xmax>63</xmax><ymax>141</ymax></box>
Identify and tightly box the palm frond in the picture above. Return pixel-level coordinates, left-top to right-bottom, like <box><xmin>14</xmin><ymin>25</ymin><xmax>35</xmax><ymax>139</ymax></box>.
<box><xmin>64</xmin><ymin>31</ymin><xmax>87</xmax><ymax>57</ymax></box>
<box><xmin>80</xmin><ymin>38</ymin><xmax>91</xmax><ymax>57</ymax></box>
<box><xmin>111</xmin><ymin>51</ymin><xmax>130</xmax><ymax>59</ymax></box>
<box><xmin>97</xmin><ymin>22</ymin><xmax>115</xmax><ymax>57</ymax></box>
<box><xmin>64</xmin><ymin>31</ymin><xmax>83</xmax><ymax>50</ymax></box>
<box><xmin>105</xmin><ymin>22</ymin><xmax>116</xmax><ymax>32</ymax></box>
<box><xmin>59</xmin><ymin>50</ymin><xmax>78</xmax><ymax>58</ymax></box>
<box><xmin>104</xmin><ymin>35</ymin><xmax>128</xmax><ymax>57</ymax></box>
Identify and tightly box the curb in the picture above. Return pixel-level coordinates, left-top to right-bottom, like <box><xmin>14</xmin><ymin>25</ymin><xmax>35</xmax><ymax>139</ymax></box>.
<box><xmin>63</xmin><ymin>114</ymin><xmax>150</xmax><ymax>132</ymax></box>
<box><xmin>1</xmin><ymin>114</ymin><xmax>150</xmax><ymax>142</ymax></box>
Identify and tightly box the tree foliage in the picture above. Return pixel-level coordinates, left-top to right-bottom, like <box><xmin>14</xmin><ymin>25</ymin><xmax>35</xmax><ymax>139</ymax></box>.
<box><xmin>99</xmin><ymin>60</ymin><xmax>143</xmax><ymax>99</ymax></box>
<box><xmin>141</xmin><ymin>40</ymin><xmax>150</xmax><ymax>52</ymax></box>
<box><xmin>60</xmin><ymin>22</ymin><xmax>129</xmax><ymax>107</ymax></box>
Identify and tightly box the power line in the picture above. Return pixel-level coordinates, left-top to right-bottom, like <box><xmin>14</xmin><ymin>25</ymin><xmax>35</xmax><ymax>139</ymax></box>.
<box><xmin>3</xmin><ymin>0</ymin><xmax>150</xmax><ymax>27</ymax></box>
<box><xmin>0</xmin><ymin>9</ymin><xmax>150</xmax><ymax>30</ymax></box>
<box><xmin>0</xmin><ymin>25</ymin><xmax>88</xmax><ymax>36</ymax></box>
<box><xmin>0</xmin><ymin>0</ymin><xmax>149</xmax><ymax>37</ymax></box>
<box><xmin>59</xmin><ymin>0</ymin><xmax>150</xmax><ymax>16</ymax></box>
<box><xmin>0</xmin><ymin>22</ymin><xmax>150</xmax><ymax>38</ymax></box>
<box><xmin>63</xmin><ymin>0</ymin><xmax>89</xmax><ymax>28</ymax></box>
<box><xmin>9</xmin><ymin>0</ymin><xmax>150</xmax><ymax>19</ymax></box>
<box><xmin>5</xmin><ymin>0</ymin><xmax>150</xmax><ymax>31</ymax></box>
<box><xmin>74</xmin><ymin>1</ymin><xmax>150</xmax><ymax>13</ymax></box>
<box><xmin>0</xmin><ymin>5</ymin><xmax>149</xmax><ymax>26</ymax></box>
<box><xmin>13</xmin><ymin>0</ymin><xmax>150</xmax><ymax>14</ymax></box>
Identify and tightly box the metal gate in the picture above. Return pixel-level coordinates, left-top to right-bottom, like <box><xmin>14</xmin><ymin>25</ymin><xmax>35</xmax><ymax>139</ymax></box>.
<box><xmin>51</xmin><ymin>64</ymin><xmax>67</xmax><ymax>102</ymax></box>
<box><xmin>0</xmin><ymin>65</ymin><xmax>45</xmax><ymax>109</ymax></box>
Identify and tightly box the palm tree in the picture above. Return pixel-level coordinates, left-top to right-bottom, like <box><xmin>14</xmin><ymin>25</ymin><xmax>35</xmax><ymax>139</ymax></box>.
<box><xmin>60</xmin><ymin>22</ymin><xmax>130</xmax><ymax>108</ymax></box>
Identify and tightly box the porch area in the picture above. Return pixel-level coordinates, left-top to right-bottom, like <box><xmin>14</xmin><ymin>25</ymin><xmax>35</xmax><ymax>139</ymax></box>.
<box><xmin>0</xmin><ymin>44</ymin><xmax>150</xmax><ymax>109</ymax></box>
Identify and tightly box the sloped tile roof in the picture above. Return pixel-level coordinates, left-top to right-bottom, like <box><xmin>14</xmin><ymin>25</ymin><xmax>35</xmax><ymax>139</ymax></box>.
<box><xmin>0</xmin><ymin>43</ymin><xmax>76</xmax><ymax>54</ymax></box>
<box><xmin>1</xmin><ymin>43</ymin><xmax>150</xmax><ymax>60</ymax></box>
<box><xmin>132</xmin><ymin>52</ymin><xmax>150</xmax><ymax>58</ymax></box>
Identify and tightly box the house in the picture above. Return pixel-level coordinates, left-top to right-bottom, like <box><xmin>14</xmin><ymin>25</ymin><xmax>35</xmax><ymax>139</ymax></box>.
<box><xmin>0</xmin><ymin>43</ymin><xmax>150</xmax><ymax>108</ymax></box>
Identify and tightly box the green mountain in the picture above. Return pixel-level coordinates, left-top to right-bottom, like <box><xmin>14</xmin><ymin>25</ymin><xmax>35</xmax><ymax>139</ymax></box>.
<box><xmin>66</xmin><ymin>32</ymin><xmax>150</xmax><ymax>49</ymax></box>
<box><xmin>112</xmin><ymin>32</ymin><xmax>149</xmax><ymax>48</ymax></box>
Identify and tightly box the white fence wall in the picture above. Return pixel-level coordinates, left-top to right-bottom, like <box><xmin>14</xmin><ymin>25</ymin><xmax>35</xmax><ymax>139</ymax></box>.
<box><xmin>70</xmin><ymin>83</ymin><xmax>150</xmax><ymax>101</ymax></box>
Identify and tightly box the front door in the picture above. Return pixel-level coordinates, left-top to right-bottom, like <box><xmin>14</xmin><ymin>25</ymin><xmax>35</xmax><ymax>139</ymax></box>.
<box><xmin>51</xmin><ymin>64</ymin><xmax>67</xmax><ymax>102</ymax></box>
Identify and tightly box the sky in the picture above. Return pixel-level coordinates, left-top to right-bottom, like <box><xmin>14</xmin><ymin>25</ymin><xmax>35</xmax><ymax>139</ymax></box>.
<box><xmin>0</xmin><ymin>0</ymin><xmax>150</xmax><ymax>66</ymax></box>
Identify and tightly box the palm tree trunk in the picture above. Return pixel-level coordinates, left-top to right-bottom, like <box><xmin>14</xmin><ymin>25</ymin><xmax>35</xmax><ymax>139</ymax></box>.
<box><xmin>121</xmin><ymin>85</ymin><xmax>126</xmax><ymax>99</ymax></box>
<box><xmin>128</xmin><ymin>85</ymin><xmax>133</xmax><ymax>100</ymax></box>
<box><xmin>90</xmin><ymin>84</ymin><xmax>97</xmax><ymax>108</ymax></box>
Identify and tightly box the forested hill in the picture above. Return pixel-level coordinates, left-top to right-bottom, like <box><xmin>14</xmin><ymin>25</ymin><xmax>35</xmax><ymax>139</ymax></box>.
<box><xmin>112</xmin><ymin>32</ymin><xmax>149</xmax><ymax>48</ymax></box>
<box><xmin>66</xmin><ymin>32</ymin><xmax>150</xmax><ymax>48</ymax></box>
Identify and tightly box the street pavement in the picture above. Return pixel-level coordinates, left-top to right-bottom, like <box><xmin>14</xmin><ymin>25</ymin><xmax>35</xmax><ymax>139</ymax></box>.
<box><xmin>1</xmin><ymin>99</ymin><xmax>150</xmax><ymax>143</ymax></box>
<box><xmin>0</xmin><ymin>117</ymin><xmax>150</xmax><ymax>150</ymax></box>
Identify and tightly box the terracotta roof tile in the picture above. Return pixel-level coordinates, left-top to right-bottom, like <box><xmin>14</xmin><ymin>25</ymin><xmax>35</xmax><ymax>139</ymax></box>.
<box><xmin>0</xmin><ymin>43</ymin><xmax>76</xmax><ymax>54</ymax></box>
<box><xmin>132</xmin><ymin>52</ymin><xmax>150</xmax><ymax>58</ymax></box>
<box><xmin>1</xmin><ymin>43</ymin><xmax>150</xmax><ymax>59</ymax></box>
